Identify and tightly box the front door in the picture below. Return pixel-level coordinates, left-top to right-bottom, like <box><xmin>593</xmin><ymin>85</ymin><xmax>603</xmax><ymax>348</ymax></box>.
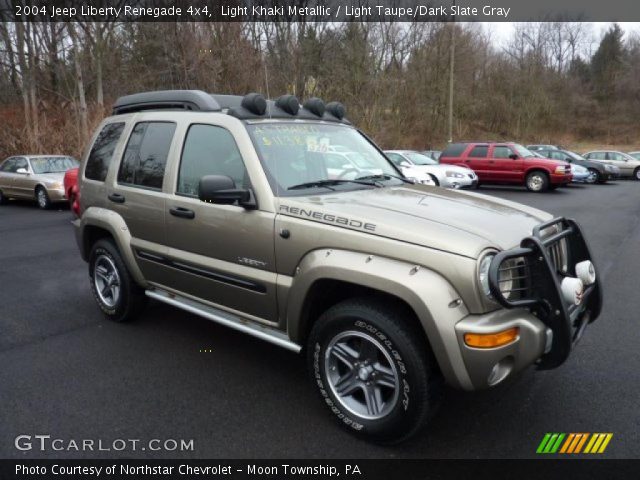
<box><xmin>490</xmin><ymin>145</ymin><xmax>524</xmax><ymax>182</ymax></box>
<box><xmin>607</xmin><ymin>152</ymin><xmax>634</xmax><ymax>176</ymax></box>
<box><xmin>10</xmin><ymin>157</ymin><xmax>35</xmax><ymax>199</ymax></box>
<box><xmin>162</xmin><ymin>123</ymin><xmax>278</xmax><ymax>323</ymax></box>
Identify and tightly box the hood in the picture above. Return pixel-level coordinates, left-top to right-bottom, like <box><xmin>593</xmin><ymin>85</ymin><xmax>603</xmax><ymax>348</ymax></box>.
<box><xmin>277</xmin><ymin>185</ymin><xmax>552</xmax><ymax>258</ymax></box>
<box><xmin>525</xmin><ymin>157</ymin><xmax>569</xmax><ymax>167</ymax></box>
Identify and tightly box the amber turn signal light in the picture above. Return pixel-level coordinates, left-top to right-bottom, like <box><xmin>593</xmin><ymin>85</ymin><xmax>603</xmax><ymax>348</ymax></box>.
<box><xmin>464</xmin><ymin>327</ymin><xmax>519</xmax><ymax>348</ymax></box>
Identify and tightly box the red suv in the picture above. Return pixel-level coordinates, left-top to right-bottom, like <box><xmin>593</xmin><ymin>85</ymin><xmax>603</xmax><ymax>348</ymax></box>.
<box><xmin>439</xmin><ymin>142</ymin><xmax>572</xmax><ymax>192</ymax></box>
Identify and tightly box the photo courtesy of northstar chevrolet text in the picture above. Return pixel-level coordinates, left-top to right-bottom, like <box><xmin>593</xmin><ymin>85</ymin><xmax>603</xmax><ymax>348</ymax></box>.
<box><xmin>0</xmin><ymin>0</ymin><xmax>639</xmax><ymax>478</ymax></box>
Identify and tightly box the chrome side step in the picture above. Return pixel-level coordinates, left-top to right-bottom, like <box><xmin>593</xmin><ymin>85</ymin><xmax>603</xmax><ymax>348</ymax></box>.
<box><xmin>146</xmin><ymin>289</ymin><xmax>301</xmax><ymax>353</ymax></box>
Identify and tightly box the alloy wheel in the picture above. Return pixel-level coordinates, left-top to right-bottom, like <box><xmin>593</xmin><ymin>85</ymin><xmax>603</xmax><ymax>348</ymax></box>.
<box><xmin>93</xmin><ymin>254</ymin><xmax>121</xmax><ymax>308</ymax></box>
<box><xmin>324</xmin><ymin>331</ymin><xmax>400</xmax><ymax>420</ymax></box>
<box><xmin>528</xmin><ymin>174</ymin><xmax>544</xmax><ymax>191</ymax></box>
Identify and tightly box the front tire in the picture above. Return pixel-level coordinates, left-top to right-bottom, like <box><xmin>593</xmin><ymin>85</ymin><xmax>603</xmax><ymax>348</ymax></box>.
<box><xmin>89</xmin><ymin>239</ymin><xmax>146</xmax><ymax>322</ymax></box>
<box><xmin>634</xmin><ymin>168</ymin><xmax>640</xmax><ymax>181</ymax></box>
<box><xmin>307</xmin><ymin>298</ymin><xmax>442</xmax><ymax>444</ymax></box>
<box><xmin>36</xmin><ymin>186</ymin><xmax>51</xmax><ymax>209</ymax></box>
<box><xmin>525</xmin><ymin>171</ymin><xmax>550</xmax><ymax>192</ymax></box>
<box><xmin>586</xmin><ymin>169</ymin><xmax>600</xmax><ymax>184</ymax></box>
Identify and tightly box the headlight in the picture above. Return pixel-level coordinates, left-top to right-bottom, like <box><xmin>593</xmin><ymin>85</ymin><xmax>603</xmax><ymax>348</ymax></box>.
<box><xmin>446</xmin><ymin>171</ymin><xmax>464</xmax><ymax>178</ymax></box>
<box><xmin>51</xmin><ymin>181</ymin><xmax>63</xmax><ymax>189</ymax></box>
<box><xmin>478</xmin><ymin>253</ymin><xmax>494</xmax><ymax>298</ymax></box>
<box><xmin>554</xmin><ymin>166</ymin><xmax>567</xmax><ymax>174</ymax></box>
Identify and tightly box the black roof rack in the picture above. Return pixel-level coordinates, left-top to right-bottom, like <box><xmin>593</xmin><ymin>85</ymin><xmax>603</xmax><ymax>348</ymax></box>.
<box><xmin>112</xmin><ymin>90</ymin><xmax>222</xmax><ymax>115</ymax></box>
<box><xmin>112</xmin><ymin>90</ymin><xmax>350</xmax><ymax>124</ymax></box>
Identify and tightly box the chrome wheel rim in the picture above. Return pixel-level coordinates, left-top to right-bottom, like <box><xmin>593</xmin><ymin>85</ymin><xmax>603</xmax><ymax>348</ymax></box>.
<box><xmin>93</xmin><ymin>255</ymin><xmax>121</xmax><ymax>308</ymax></box>
<box><xmin>37</xmin><ymin>189</ymin><xmax>47</xmax><ymax>207</ymax></box>
<box><xmin>324</xmin><ymin>331</ymin><xmax>400</xmax><ymax>420</ymax></box>
<box><xmin>528</xmin><ymin>175</ymin><xmax>543</xmax><ymax>191</ymax></box>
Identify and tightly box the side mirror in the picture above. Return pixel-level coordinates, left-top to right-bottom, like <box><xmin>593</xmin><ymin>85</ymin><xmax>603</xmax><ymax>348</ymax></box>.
<box><xmin>399</xmin><ymin>160</ymin><xmax>411</xmax><ymax>167</ymax></box>
<box><xmin>16</xmin><ymin>168</ymin><xmax>29</xmax><ymax>174</ymax></box>
<box><xmin>198</xmin><ymin>175</ymin><xmax>254</xmax><ymax>208</ymax></box>
<box><xmin>565</xmin><ymin>157</ymin><xmax>572</xmax><ymax>162</ymax></box>
<box><xmin>509</xmin><ymin>154</ymin><xmax>519</xmax><ymax>160</ymax></box>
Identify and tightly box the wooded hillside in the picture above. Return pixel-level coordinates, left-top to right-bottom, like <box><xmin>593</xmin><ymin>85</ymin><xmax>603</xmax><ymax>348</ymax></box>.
<box><xmin>1</xmin><ymin>21</ymin><xmax>639</xmax><ymax>158</ymax></box>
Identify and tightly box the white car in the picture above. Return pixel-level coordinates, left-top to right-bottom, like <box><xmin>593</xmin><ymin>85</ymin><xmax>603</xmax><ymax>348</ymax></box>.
<box><xmin>384</xmin><ymin>150</ymin><xmax>478</xmax><ymax>188</ymax></box>
<box><xmin>323</xmin><ymin>151</ymin><xmax>435</xmax><ymax>186</ymax></box>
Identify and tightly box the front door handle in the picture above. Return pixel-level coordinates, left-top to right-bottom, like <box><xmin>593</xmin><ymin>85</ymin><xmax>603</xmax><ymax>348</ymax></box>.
<box><xmin>169</xmin><ymin>206</ymin><xmax>195</xmax><ymax>219</ymax></box>
<box><xmin>488</xmin><ymin>160</ymin><xmax>495</xmax><ymax>164</ymax></box>
<box><xmin>108</xmin><ymin>193</ymin><xmax>125</xmax><ymax>203</ymax></box>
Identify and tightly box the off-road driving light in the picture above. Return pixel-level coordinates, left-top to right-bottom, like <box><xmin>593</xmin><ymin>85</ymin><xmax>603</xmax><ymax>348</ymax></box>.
<box><xmin>575</xmin><ymin>260</ymin><xmax>596</xmax><ymax>286</ymax></box>
<box><xmin>560</xmin><ymin>277</ymin><xmax>584</xmax><ymax>305</ymax></box>
<box><xmin>464</xmin><ymin>327</ymin><xmax>519</xmax><ymax>348</ymax></box>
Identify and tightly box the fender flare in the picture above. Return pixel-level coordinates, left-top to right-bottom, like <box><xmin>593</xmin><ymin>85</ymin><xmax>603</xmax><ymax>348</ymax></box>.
<box><xmin>77</xmin><ymin>206</ymin><xmax>147</xmax><ymax>286</ymax></box>
<box><xmin>286</xmin><ymin>248</ymin><xmax>473</xmax><ymax>389</ymax></box>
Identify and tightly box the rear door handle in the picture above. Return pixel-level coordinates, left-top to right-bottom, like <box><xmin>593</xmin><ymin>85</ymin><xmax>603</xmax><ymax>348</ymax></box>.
<box><xmin>108</xmin><ymin>193</ymin><xmax>125</xmax><ymax>204</ymax></box>
<box><xmin>169</xmin><ymin>206</ymin><xmax>195</xmax><ymax>219</ymax></box>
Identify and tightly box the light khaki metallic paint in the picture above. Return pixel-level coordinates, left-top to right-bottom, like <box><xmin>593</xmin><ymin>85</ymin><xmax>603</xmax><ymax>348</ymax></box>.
<box><xmin>76</xmin><ymin>111</ymin><xmax>557</xmax><ymax>390</ymax></box>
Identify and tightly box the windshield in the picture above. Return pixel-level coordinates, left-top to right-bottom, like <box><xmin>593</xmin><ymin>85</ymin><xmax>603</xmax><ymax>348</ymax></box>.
<box><xmin>406</xmin><ymin>152</ymin><xmax>437</xmax><ymax>165</ymax></box>
<box><xmin>513</xmin><ymin>144</ymin><xmax>536</xmax><ymax>158</ymax></box>
<box><xmin>30</xmin><ymin>157</ymin><xmax>78</xmax><ymax>174</ymax></box>
<box><xmin>564</xmin><ymin>151</ymin><xmax>585</xmax><ymax>161</ymax></box>
<box><xmin>247</xmin><ymin>123</ymin><xmax>402</xmax><ymax>196</ymax></box>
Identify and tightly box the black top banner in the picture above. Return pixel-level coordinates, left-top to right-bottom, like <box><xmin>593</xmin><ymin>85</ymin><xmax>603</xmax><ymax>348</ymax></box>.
<box><xmin>0</xmin><ymin>0</ymin><xmax>638</xmax><ymax>22</ymax></box>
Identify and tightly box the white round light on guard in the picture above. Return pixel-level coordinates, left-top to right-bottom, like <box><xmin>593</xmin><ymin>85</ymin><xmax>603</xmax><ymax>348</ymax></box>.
<box><xmin>561</xmin><ymin>277</ymin><xmax>584</xmax><ymax>305</ymax></box>
<box><xmin>575</xmin><ymin>260</ymin><xmax>596</xmax><ymax>286</ymax></box>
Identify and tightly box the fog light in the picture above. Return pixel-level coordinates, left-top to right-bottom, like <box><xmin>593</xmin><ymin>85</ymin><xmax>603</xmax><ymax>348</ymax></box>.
<box><xmin>464</xmin><ymin>327</ymin><xmax>519</xmax><ymax>348</ymax></box>
<box><xmin>561</xmin><ymin>277</ymin><xmax>583</xmax><ymax>305</ymax></box>
<box><xmin>575</xmin><ymin>260</ymin><xmax>596</xmax><ymax>286</ymax></box>
<box><xmin>487</xmin><ymin>357</ymin><xmax>514</xmax><ymax>386</ymax></box>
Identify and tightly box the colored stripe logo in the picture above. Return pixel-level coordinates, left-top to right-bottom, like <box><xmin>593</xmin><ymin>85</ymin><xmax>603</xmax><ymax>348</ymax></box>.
<box><xmin>537</xmin><ymin>433</ymin><xmax>613</xmax><ymax>454</ymax></box>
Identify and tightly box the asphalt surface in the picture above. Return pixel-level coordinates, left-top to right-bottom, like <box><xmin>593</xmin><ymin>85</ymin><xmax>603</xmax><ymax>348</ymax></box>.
<box><xmin>1</xmin><ymin>181</ymin><xmax>639</xmax><ymax>460</ymax></box>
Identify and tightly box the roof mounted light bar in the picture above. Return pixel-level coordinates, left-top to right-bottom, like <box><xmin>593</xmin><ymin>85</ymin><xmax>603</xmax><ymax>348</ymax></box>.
<box><xmin>112</xmin><ymin>90</ymin><xmax>349</xmax><ymax>123</ymax></box>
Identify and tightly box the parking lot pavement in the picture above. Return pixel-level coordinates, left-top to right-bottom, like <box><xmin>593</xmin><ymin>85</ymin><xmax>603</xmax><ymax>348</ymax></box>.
<box><xmin>1</xmin><ymin>181</ymin><xmax>639</xmax><ymax>459</ymax></box>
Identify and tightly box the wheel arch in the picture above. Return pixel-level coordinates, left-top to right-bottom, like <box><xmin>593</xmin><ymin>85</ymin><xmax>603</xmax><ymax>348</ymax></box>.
<box><xmin>285</xmin><ymin>249</ymin><xmax>473</xmax><ymax>389</ymax></box>
<box><xmin>77</xmin><ymin>207</ymin><xmax>148</xmax><ymax>287</ymax></box>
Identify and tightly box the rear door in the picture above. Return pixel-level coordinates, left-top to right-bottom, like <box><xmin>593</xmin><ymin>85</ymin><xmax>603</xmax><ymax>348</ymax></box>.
<box><xmin>464</xmin><ymin>145</ymin><xmax>491</xmax><ymax>180</ymax></box>
<box><xmin>107</xmin><ymin>118</ymin><xmax>177</xmax><ymax>284</ymax></box>
<box><xmin>161</xmin><ymin>121</ymin><xmax>278</xmax><ymax>323</ymax></box>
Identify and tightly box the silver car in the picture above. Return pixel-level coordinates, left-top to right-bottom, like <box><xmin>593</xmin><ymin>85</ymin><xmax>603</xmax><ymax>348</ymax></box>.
<box><xmin>0</xmin><ymin>155</ymin><xmax>79</xmax><ymax>209</ymax></box>
<box><xmin>583</xmin><ymin>150</ymin><xmax>640</xmax><ymax>180</ymax></box>
<box><xmin>385</xmin><ymin>150</ymin><xmax>477</xmax><ymax>188</ymax></box>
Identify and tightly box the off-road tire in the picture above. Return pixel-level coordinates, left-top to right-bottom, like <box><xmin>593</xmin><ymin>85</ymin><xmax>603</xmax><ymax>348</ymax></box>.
<box><xmin>35</xmin><ymin>186</ymin><xmax>51</xmax><ymax>209</ymax></box>
<box><xmin>89</xmin><ymin>239</ymin><xmax>146</xmax><ymax>322</ymax></box>
<box><xmin>307</xmin><ymin>297</ymin><xmax>443</xmax><ymax>444</ymax></box>
<box><xmin>525</xmin><ymin>170</ymin><xmax>550</xmax><ymax>192</ymax></box>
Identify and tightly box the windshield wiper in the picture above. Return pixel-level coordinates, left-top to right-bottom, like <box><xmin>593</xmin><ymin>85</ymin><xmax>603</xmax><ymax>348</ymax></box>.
<box><xmin>355</xmin><ymin>173</ymin><xmax>414</xmax><ymax>184</ymax></box>
<box><xmin>287</xmin><ymin>179</ymin><xmax>378</xmax><ymax>191</ymax></box>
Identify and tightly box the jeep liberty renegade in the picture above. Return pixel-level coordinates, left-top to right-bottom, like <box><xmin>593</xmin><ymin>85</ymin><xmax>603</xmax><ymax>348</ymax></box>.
<box><xmin>73</xmin><ymin>90</ymin><xmax>602</xmax><ymax>443</ymax></box>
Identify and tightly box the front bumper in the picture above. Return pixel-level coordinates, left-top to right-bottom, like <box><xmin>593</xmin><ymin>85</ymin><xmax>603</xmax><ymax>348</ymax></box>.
<box><xmin>444</xmin><ymin>175</ymin><xmax>476</xmax><ymax>189</ymax></box>
<box><xmin>550</xmin><ymin>173</ymin><xmax>573</xmax><ymax>185</ymax></box>
<box><xmin>455</xmin><ymin>309</ymin><xmax>549</xmax><ymax>389</ymax></box>
<box><xmin>48</xmin><ymin>187</ymin><xmax>67</xmax><ymax>202</ymax></box>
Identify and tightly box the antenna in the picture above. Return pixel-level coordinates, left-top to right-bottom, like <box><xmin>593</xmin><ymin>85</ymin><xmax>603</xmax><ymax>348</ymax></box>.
<box><xmin>263</xmin><ymin>59</ymin><xmax>271</xmax><ymax>119</ymax></box>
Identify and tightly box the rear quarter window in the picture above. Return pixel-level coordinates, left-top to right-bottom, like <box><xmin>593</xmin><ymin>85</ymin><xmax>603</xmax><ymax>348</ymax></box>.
<box><xmin>84</xmin><ymin>123</ymin><xmax>126</xmax><ymax>181</ymax></box>
<box><xmin>440</xmin><ymin>143</ymin><xmax>467</xmax><ymax>157</ymax></box>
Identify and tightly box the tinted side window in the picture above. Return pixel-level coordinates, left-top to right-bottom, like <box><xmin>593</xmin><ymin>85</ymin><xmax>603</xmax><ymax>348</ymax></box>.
<box><xmin>177</xmin><ymin>124</ymin><xmax>247</xmax><ymax>197</ymax></box>
<box><xmin>385</xmin><ymin>153</ymin><xmax>404</xmax><ymax>166</ymax></box>
<box><xmin>441</xmin><ymin>143</ymin><xmax>467</xmax><ymax>157</ymax></box>
<box><xmin>492</xmin><ymin>146</ymin><xmax>512</xmax><ymax>158</ymax></box>
<box><xmin>118</xmin><ymin>122</ymin><xmax>176</xmax><ymax>190</ymax></box>
<box><xmin>85</xmin><ymin>123</ymin><xmax>125</xmax><ymax>181</ymax></box>
<box><xmin>468</xmin><ymin>146</ymin><xmax>488</xmax><ymax>158</ymax></box>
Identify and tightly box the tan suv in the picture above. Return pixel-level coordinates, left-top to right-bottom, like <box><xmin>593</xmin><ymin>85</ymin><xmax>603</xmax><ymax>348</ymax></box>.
<box><xmin>74</xmin><ymin>90</ymin><xmax>602</xmax><ymax>443</ymax></box>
